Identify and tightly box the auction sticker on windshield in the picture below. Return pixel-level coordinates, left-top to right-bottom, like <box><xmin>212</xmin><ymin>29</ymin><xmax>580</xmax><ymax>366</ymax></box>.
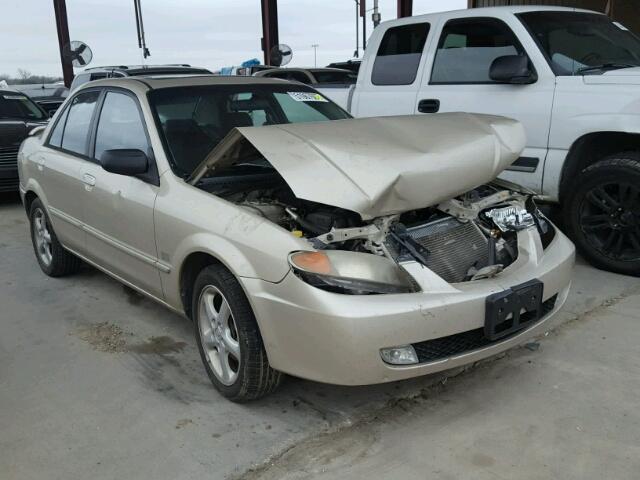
<box><xmin>288</xmin><ymin>92</ymin><xmax>328</xmax><ymax>102</ymax></box>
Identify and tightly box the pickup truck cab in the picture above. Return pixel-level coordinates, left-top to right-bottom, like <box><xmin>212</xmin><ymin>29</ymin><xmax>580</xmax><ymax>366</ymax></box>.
<box><xmin>321</xmin><ymin>6</ymin><xmax>640</xmax><ymax>276</ymax></box>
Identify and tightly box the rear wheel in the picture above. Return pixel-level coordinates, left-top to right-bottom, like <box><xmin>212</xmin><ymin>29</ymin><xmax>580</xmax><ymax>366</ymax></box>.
<box><xmin>192</xmin><ymin>264</ymin><xmax>282</xmax><ymax>401</ymax></box>
<box><xmin>29</xmin><ymin>199</ymin><xmax>81</xmax><ymax>277</ymax></box>
<box><xmin>563</xmin><ymin>154</ymin><xmax>640</xmax><ymax>276</ymax></box>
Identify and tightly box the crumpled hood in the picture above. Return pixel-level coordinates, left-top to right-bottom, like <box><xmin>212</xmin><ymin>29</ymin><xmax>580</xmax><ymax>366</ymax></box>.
<box><xmin>191</xmin><ymin>113</ymin><xmax>525</xmax><ymax>220</ymax></box>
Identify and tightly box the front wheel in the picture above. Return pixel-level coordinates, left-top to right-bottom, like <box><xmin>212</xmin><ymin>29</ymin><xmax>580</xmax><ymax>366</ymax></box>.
<box><xmin>192</xmin><ymin>264</ymin><xmax>282</xmax><ymax>401</ymax></box>
<box><xmin>563</xmin><ymin>154</ymin><xmax>640</xmax><ymax>276</ymax></box>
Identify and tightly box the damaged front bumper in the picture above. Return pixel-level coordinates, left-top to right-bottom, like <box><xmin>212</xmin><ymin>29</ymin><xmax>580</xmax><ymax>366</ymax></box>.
<box><xmin>240</xmin><ymin>225</ymin><xmax>575</xmax><ymax>386</ymax></box>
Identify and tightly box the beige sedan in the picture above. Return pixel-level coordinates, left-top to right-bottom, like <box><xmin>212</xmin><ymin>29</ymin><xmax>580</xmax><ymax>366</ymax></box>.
<box><xmin>18</xmin><ymin>76</ymin><xmax>575</xmax><ymax>401</ymax></box>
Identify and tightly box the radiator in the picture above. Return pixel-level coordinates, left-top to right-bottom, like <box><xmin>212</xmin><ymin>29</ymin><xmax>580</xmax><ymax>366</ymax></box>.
<box><xmin>406</xmin><ymin>217</ymin><xmax>489</xmax><ymax>283</ymax></box>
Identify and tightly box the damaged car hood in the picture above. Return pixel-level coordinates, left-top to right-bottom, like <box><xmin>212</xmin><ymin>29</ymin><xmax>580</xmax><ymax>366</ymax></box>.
<box><xmin>190</xmin><ymin>113</ymin><xmax>525</xmax><ymax>220</ymax></box>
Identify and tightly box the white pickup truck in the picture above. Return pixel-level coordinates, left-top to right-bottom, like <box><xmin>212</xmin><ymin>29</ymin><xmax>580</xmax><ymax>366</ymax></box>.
<box><xmin>319</xmin><ymin>6</ymin><xmax>640</xmax><ymax>276</ymax></box>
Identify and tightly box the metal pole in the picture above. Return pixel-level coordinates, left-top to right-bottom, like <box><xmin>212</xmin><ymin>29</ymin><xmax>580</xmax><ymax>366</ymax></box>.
<box><xmin>372</xmin><ymin>0</ymin><xmax>381</xmax><ymax>27</ymax></box>
<box><xmin>52</xmin><ymin>0</ymin><xmax>74</xmax><ymax>88</ymax></box>
<box><xmin>312</xmin><ymin>44</ymin><xmax>319</xmax><ymax>67</ymax></box>
<box><xmin>360</xmin><ymin>0</ymin><xmax>367</xmax><ymax>51</ymax></box>
<box><xmin>260</xmin><ymin>0</ymin><xmax>279</xmax><ymax>65</ymax></box>
<box><xmin>354</xmin><ymin>1</ymin><xmax>359</xmax><ymax>58</ymax></box>
<box><xmin>397</xmin><ymin>0</ymin><xmax>413</xmax><ymax>18</ymax></box>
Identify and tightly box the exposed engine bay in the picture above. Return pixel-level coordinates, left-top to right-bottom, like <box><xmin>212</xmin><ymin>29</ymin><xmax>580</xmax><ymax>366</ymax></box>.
<box><xmin>198</xmin><ymin>160</ymin><xmax>548</xmax><ymax>284</ymax></box>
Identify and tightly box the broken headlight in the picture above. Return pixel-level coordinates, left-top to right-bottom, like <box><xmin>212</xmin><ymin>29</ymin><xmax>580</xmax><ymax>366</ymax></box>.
<box><xmin>288</xmin><ymin>250</ymin><xmax>419</xmax><ymax>295</ymax></box>
<box><xmin>485</xmin><ymin>206</ymin><xmax>535</xmax><ymax>232</ymax></box>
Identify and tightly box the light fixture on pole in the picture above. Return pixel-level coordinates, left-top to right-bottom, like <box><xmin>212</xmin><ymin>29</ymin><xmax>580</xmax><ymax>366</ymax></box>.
<box><xmin>311</xmin><ymin>44</ymin><xmax>319</xmax><ymax>67</ymax></box>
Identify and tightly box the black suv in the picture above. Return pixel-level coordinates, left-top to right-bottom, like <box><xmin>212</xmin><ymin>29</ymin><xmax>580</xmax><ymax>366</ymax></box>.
<box><xmin>70</xmin><ymin>64</ymin><xmax>212</xmax><ymax>91</ymax></box>
<box><xmin>0</xmin><ymin>90</ymin><xmax>48</xmax><ymax>192</ymax></box>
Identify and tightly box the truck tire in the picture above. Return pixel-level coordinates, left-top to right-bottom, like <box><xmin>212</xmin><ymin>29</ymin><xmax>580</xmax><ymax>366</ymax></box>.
<box><xmin>192</xmin><ymin>264</ymin><xmax>282</xmax><ymax>401</ymax></box>
<box><xmin>29</xmin><ymin>198</ymin><xmax>81</xmax><ymax>277</ymax></box>
<box><xmin>563</xmin><ymin>154</ymin><xmax>640</xmax><ymax>276</ymax></box>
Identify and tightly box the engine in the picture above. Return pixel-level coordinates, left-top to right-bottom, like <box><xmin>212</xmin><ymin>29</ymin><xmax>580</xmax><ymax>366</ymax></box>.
<box><xmin>200</xmin><ymin>170</ymin><xmax>536</xmax><ymax>283</ymax></box>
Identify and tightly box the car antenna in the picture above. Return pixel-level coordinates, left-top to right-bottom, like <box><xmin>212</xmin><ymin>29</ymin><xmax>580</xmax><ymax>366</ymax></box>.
<box><xmin>133</xmin><ymin>0</ymin><xmax>151</xmax><ymax>64</ymax></box>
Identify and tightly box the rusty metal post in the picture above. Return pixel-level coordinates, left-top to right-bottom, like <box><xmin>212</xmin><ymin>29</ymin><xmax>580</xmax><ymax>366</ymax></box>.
<box><xmin>397</xmin><ymin>0</ymin><xmax>413</xmax><ymax>18</ymax></box>
<box><xmin>260</xmin><ymin>0</ymin><xmax>279</xmax><ymax>65</ymax></box>
<box><xmin>53</xmin><ymin>0</ymin><xmax>74</xmax><ymax>88</ymax></box>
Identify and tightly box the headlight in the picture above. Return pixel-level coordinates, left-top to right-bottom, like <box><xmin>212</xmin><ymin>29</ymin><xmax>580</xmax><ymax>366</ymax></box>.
<box><xmin>526</xmin><ymin>199</ymin><xmax>556</xmax><ymax>249</ymax></box>
<box><xmin>288</xmin><ymin>250</ymin><xmax>419</xmax><ymax>295</ymax></box>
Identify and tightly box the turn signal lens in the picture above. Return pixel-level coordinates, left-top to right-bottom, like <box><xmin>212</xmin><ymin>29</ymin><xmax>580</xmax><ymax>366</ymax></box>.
<box><xmin>289</xmin><ymin>251</ymin><xmax>332</xmax><ymax>275</ymax></box>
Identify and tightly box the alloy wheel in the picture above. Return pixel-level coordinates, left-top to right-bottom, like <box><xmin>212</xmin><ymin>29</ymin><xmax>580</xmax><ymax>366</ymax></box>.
<box><xmin>579</xmin><ymin>181</ymin><xmax>640</xmax><ymax>261</ymax></box>
<box><xmin>197</xmin><ymin>285</ymin><xmax>241</xmax><ymax>386</ymax></box>
<box><xmin>33</xmin><ymin>208</ymin><xmax>53</xmax><ymax>266</ymax></box>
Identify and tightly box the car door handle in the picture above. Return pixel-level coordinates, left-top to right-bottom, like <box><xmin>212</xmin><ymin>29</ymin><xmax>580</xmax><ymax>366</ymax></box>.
<box><xmin>82</xmin><ymin>173</ymin><xmax>96</xmax><ymax>187</ymax></box>
<box><xmin>418</xmin><ymin>99</ymin><xmax>440</xmax><ymax>113</ymax></box>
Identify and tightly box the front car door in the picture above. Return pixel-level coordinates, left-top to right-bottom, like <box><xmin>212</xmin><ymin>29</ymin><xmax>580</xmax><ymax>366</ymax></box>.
<box><xmin>418</xmin><ymin>13</ymin><xmax>556</xmax><ymax>193</ymax></box>
<box><xmin>37</xmin><ymin>90</ymin><xmax>101</xmax><ymax>253</ymax></box>
<box><xmin>81</xmin><ymin>89</ymin><xmax>163</xmax><ymax>298</ymax></box>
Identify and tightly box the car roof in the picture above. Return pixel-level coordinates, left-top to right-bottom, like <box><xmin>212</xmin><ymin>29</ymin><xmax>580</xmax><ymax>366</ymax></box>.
<box><xmin>80</xmin><ymin>75</ymin><xmax>293</xmax><ymax>92</ymax></box>
<box><xmin>382</xmin><ymin>5</ymin><xmax>599</xmax><ymax>25</ymax></box>
<box><xmin>82</xmin><ymin>65</ymin><xmax>212</xmax><ymax>76</ymax></box>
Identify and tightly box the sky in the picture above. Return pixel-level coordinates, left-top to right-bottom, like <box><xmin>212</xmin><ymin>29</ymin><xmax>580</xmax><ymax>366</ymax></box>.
<box><xmin>0</xmin><ymin>0</ymin><xmax>466</xmax><ymax>77</ymax></box>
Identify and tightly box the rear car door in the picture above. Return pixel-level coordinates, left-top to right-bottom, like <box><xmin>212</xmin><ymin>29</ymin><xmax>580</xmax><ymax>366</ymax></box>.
<box><xmin>351</xmin><ymin>21</ymin><xmax>432</xmax><ymax>117</ymax></box>
<box><xmin>419</xmin><ymin>15</ymin><xmax>555</xmax><ymax>192</ymax></box>
<box><xmin>37</xmin><ymin>90</ymin><xmax>101</xmax><ymax>252</ymax></box>
<box><xmin>81</xmin><ymin>89</ymin><xmax>163</xmax><ymax>298</ymax></box>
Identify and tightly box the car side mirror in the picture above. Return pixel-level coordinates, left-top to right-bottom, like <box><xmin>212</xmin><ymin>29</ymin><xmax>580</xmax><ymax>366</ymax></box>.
<box><xmin>100</xmin><ymin>149</ymin><xmax>149</xmax><ymax>176</ymax></box>
<box><xmin>489</xmin><ymin>55</ymin><xmax>536</xmax><ymax>84</ymax></box>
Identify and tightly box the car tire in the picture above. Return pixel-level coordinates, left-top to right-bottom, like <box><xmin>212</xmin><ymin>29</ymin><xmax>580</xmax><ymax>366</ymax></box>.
<box><xmin>563</xmin><ymin>154</ymin><xmax>640</xmax><ymax>276</ymax></box>
<box><xmin>29</xmin><ymin>198</ymin><xmax>81</xmax><ymax>277</ymax></box>
<box><xmin>192</xmin><ymin>264</ymin><xmax>282</xmax><ymax>401</ymax></box>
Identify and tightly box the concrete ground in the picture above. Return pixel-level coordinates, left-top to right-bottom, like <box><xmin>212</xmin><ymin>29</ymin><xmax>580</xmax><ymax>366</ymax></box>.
<box><xmin>1</xmin><ymin>191</ymin><xmax>639</xmax><ymax>480</ymax></box>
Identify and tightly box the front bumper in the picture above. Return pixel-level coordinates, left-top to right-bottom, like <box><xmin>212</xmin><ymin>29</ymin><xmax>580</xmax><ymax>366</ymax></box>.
<box><xmin>241</xmin><ymin>227</ymin><xmax>575</xmax><ymax>386</ymax></box>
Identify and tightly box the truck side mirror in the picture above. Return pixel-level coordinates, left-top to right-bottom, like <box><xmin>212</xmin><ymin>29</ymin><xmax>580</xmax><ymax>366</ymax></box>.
<box><xmin>489</xmin><ymin>55</ymin><xmax>536</xmax><ymax>84</ymax></box>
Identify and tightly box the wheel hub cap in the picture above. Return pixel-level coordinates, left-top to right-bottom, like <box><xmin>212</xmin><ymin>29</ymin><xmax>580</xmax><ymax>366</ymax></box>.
<box><xmin>33</xmin><ymin>208</ymin><xmax>53</xmax><ymax>266</ymax></box>
<box><xmin>197</xmin><ymin>286</ymin><xmax>241</xmax><ymax>386</ymax></box>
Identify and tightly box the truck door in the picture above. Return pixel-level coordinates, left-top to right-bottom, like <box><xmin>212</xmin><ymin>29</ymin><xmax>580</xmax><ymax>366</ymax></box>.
<box><xmin>351</xmin><ymin>21</ymin><xmax>433</xmax><ymax>117</ymax></box>
<box><xmin>417</xmin><ymin>16</ymin><xmax>555</xmax><ymax>192</ymax></box>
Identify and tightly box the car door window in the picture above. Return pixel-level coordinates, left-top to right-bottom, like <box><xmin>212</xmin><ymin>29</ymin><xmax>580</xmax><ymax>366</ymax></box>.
<box><xmin>60</xmin><ymin>90</ymin><xmax>100</xmax><ymax>155</ymax></box>
<box><xmin>431</xmin><ymin>18</ymin><xmax>524</xmax><ymax>84</ymax></box>
<box><xmin>94</xmin><ymin>91</ymin><xmax>150</xmax><ymax>161</ymax></box>
<box><xmin>372</xmin><ymin>23</ymin><xmax>430</xmax><ymax>85</ymax></box>
<box><xmin>48</xmin><ymin>105</ymin><xmax>70</xmax><ymax>148</ymax></box>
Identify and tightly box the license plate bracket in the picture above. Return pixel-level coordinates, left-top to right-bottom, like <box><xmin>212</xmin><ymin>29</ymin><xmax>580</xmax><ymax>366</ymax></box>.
<box><xmin>485</xmin><ymin>279</ymin><xmax>544</xmax><ymax>341</ymax></box>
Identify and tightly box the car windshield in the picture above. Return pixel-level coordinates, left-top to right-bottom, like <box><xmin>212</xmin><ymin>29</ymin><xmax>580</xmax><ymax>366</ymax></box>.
<box><xmin>519</xmin><ymin>12</ymin><xmax>640</xmax><ymax>75</ymax></box>
<box><xmin>0</xmin><ymin>93</ymin><xmax>47</xmax><ymax>120</ymax></box>
<box><xmin>311</xmin><ymin>70</ymin><xmax>358</xmax><ymax>84</ymax></box>
<box><xmin>149</xmin><ymin>84</ymin><xmax>351</xmax><ymax>177</ymax></box>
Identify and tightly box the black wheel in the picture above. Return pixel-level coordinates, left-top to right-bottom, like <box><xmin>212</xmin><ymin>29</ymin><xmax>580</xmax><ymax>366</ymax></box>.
<box><xmin>563</xmin><ymin>154</ymin><xmax>640</xmax><ymax>276</ymax></box>
<box><xmin>29</xmin><ymin>198</ymin><xmax>81</xmax><ymax>277</ymax></box>
<box><xmin>192</xmin><ymin>264</ymin><xmax>282</xmax><ymax>401</ymax></box>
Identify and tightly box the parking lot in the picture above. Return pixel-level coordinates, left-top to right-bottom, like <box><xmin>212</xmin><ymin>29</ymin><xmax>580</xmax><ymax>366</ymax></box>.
<box><xmin>1</xmin><ymin>190</ymin><xmax>639</xmax><ymax>480</ymax></box>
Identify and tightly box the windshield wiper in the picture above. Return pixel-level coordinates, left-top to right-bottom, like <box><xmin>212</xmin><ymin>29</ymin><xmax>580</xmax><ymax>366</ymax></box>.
<box><xmin>577</xmin><ymin>63</ymin><xmax>638</xmax><ymax>75</ymax></box>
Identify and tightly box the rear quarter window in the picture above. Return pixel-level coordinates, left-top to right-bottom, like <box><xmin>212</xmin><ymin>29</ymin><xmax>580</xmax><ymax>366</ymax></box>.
<box><xmin>371</xmin><ymin>23</ymin><xmax>430</xmax><ymax>85</ymax></box>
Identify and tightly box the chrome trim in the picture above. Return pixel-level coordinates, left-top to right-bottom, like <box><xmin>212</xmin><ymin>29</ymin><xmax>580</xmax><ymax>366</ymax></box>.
<box><xmin>48</xmin><ymin>206</ymin><xmax>172</xmax><ymax>274</ymax></box>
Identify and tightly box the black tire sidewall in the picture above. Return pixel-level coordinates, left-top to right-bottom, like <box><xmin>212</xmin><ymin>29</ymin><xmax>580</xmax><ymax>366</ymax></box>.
<box><xmin>191</xmin><ymin>265</ymin><xmax>258</xmax><ymax>400</ymax></box>
<box><xmin>563</xmin><ymin>157</ymin><xmax>640</xmax><ymax>276</ymax></box>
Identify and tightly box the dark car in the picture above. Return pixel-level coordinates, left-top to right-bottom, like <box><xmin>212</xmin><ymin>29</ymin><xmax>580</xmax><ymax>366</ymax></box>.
<box><xmin>0</xmin><ymin>90</ymin><xmax>48</xmax><ymax>192</ymax></box>
<box><xmin>70</xmin><ymin>64</ymin><xmax>212</xmax><ymax>91</ymax></box>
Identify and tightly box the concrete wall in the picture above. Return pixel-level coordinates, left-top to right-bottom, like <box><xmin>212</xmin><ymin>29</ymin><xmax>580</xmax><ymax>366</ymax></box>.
<box><xmin>470</xmin><ymin>0</ymin><xmax>640</xmax><ymax>34</ymax></box>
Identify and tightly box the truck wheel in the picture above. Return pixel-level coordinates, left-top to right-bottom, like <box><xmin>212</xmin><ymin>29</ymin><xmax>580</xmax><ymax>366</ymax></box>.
<box><xmin>563</xmin><ymin>154</ymin><xmax>640</xmax><ymax>276</ymax></box>
<box><xmin>192</xmin><ymin>264</ymin><xmax>282</xmax><ymax>402</ymax></box>
<box><xmin>29</xmin><ymin>198</ymin><xmax>81</xmax><ymax>277</ymax></box>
